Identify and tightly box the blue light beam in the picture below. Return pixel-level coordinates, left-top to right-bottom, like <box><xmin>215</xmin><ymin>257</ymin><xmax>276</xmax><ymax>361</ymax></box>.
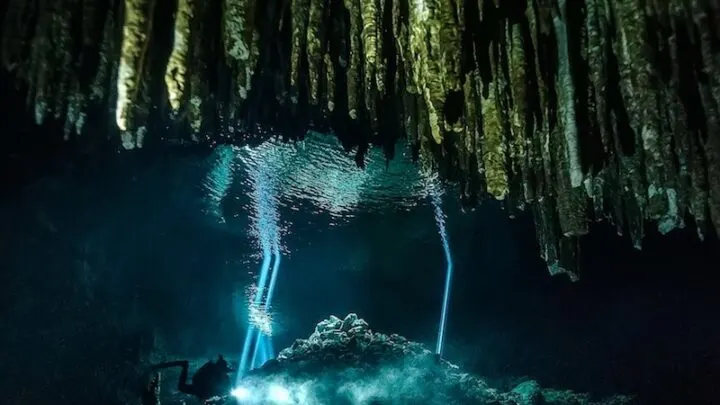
<box><xmin>250</xmin><ymin>245</ymin><xmax>282</xmax><ymax>368</ymax></box>
<box><xmin>429</xmin><ymin>181</ymin><xmax>454</xmax><ymax>356</ymax></box>
<box><xmin>238</xmin><ymin>247</ymin><xmax>272</xmax><ymax>375</ymax></box>
<box><xmin>265</xmin><ymin>247</ymin><xmax>282</xmax><ymax>316</ymax></box>
<box><xmin>238</xmin><ymin>152</ymin><xmax>283</xmax><ymax>378</ymax></box>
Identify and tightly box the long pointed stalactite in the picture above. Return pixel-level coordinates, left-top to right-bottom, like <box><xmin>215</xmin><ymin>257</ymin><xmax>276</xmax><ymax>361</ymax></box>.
<box><xmin>2</xmin><ymin>0</ymin><xmax>720</xmax><ymax>278</ymax></box>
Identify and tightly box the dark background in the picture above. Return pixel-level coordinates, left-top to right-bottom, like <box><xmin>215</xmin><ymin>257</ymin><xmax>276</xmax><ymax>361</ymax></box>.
<box><xmin>1</xmin><ymin>74</ymin><xmax>719</xmax><ymax>405</ymax></box>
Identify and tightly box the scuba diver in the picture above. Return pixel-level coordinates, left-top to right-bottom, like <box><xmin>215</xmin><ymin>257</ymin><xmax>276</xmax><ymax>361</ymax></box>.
<box><xmin>142</xmin><ymin>355</ymin><xmax>235</xmax><ymax>404</ymax></box>
<box><xmin>178</xmin><ymin>355</ymin><xmax>234</xmax><ymax>401</ymax></box>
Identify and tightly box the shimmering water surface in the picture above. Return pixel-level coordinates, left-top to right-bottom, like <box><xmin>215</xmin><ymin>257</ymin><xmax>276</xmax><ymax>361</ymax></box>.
<box><xmin>231</xmin><ymin>132</ymin><xmax>430</xmax><ymax>217</ymax></box>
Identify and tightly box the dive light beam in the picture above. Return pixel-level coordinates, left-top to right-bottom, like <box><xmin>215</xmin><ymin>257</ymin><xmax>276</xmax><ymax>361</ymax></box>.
<box><xmin>430</xmin><ymin>183</ymin><xmax>454</xmax><ymax>356</ymax></box>
<box><xmin>239</xmin><ymin>154</ymin><xmax>283</xmax><ymax>377</ymax></box>
<box><xmin>238</xmin><ymin>247</ymin><xmax>272</xmax><ymax>375</ymax></box>
<box><xmin>265</xmin><ymin>247</ymin><xmax>282</xmax><ymax>316</ymax></box>
<box><xmin>250</xmin><ymin>245</ymin><xmax>282</xmax><ymax>368</ymax></box>
<box><xmin>250</xmin><ymin>335</ymin><xmax>267</xmax><ymax>370</ymax></box>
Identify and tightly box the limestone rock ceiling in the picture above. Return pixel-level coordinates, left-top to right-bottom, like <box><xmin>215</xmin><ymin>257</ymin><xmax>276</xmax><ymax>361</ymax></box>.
<box><xmin>2</xmin><ymin>0</ymin><xmax>720</xmax><ymax>278</ymax></box>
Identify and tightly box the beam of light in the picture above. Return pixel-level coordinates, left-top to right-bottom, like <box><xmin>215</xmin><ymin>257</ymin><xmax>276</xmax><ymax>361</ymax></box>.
<box><xmin>202</xmin><ymin>145</ymin><xmax>272</xmax><ymax>376</ymax></box>
<box><xmin>427</xmin><ymin>175</ymin><xmax>454</xmax><ymax>356</ymax></box>
<box><xmin>251</xmin><ymin>334</ymin><xmax>272</xmax><ymax>369</ymax></box>
<box><xmin>262</xmin><ymin>247</ymin><xmax>282</xmax><ymax>361</ymax></box>
<box><xmin>238</xmin><ymin>248</ymin><xmax>272</xmax><ymax>375</ymax></box>
<box><xmin>203</xmin><ymin>145</ymin><xmax>236</xmax><ymax>222</ymax></box>
<box><xmin>250</xmin><ymin>245</ymin><xmax>282</xmax><ymax>369</ymax></box>
<box><xmin>265</xmin><ymin>247</ymin><xmax>282</xmax><ymax>316</ymax></box>
<box><xmin>250</xmin><ymin>334</ymin><xmax>266</xmax><ymax>369</ymax></box>
<box><xmin>238</xmin><ymin>152</ymin><xmax>283</xmax><ymax>379</ymax></box>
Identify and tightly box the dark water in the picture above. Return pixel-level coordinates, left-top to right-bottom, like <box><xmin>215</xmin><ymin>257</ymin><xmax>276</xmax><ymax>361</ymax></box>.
<box><xmin>1</xmin><ymin>96</ymin><xmax>719</xmax><ymax>404</ymax></box>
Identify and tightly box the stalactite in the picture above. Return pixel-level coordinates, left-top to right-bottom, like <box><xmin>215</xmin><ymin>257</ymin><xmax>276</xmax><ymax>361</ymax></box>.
<box><xmin>360</xmin><ymin>0</ymin><xmax>379</xmax><ymax>131</ymax></box>
<box><xmin>533</xmin><ymin>196</ymin><xmax>561</xmax><ymax>276</ymax></box>
<box><xmin>2</xmin><ymin>0</ymin><xmax>720</xmax><ymax>278</ymax></box>
<box><xmin>223</xmin><ymin>0</ymin><xmax>258</xmax><ymax>100</ymax></box>
<box><xmin>188</xmin><ymin>0</ymin><xmax>207</xmax><ymax>136</ymax></box>
<box><xmin>691</xmin><ymin>0</ymin><xmax>720</xmax><ymax>239</ymax></box>
<box><xmin>526</xmin><ymin>0</ymin><xmax>550</xmax><ymax>203</ymax></box>
<box><xmin>344</xmin><ymin>0</ymin><xmax>362</xmax><ymax>119</ymax></box>
<box><xmin>584</xmin><ymin>0</ymin><xmax>614</xmax><ymax>225</ymax></box>
<box><xmin>321</xmin><ymin>2</ymin><xmax>338</xmax><ymax>114</ymax></box>
<box><xmin>396</xmin><ymin>2</ymin><xmax>413</xmax><ymax>95</ymax></box>
<box><xmin>482</xmin><ymin>39</ymin><xmax>509</xmax><ymax>200</ymax></box>
<box><xmin>52</xmin><ymin>0</ymin><xmax>78</xmax><ymax>122</ymax></box>
<box><xmin>508</xmin><ymin>22</ymin><xmax>531</xmax><ymax>202</ymax></box>
<box><xmin>614</xmin><ymin>0</ymin><xmax>670</xmax><ymax>221</ymax></box>
<box><xmin>552</xmin><ymin>0</ymin><xmax>583</xmax><ymax>189</ymax></box>
<box><xmin>586</xmin><ymin>0</ymin><xmax>610</xmax><ymax>156</ymax></box>
<box><xmin>408</xmin><ymin>0</ymin><xmax>439</xmax><ymax>144</ymax></box>
<box><xmin>495</xmin><ymin>17</ymin><xmax>518</xmax><ymax>209</ymax></box>
<box><xmin>324</xmin><ymin>52</ymin><xmax>335</xmax><ymax>111</ymax></box>
<box><xmin>427</xmin><ymin>0</ymin><xmax>462</xmax><ymax>144</ymax></box>
<box><xmin>71</xmin><ymin>0</ymin><xmax>100</xmax><ymax>139</ymax></box>
<box><xmin>123</xmin><ymin>44</ymin><xmax>152</xmax><ymax>149</ymax></box>
<box><xmin>557</xmin><ymin>235</ymin><xmax>580</xmax><ymax>281</ymax></box>
<box><xmin>391</xmin><ymin>0</ymin><xmax>403</xmax><ymax>79</ymax></box>
<box><xmin>116</xmin><ymin>0</ymin><xmax>156</xmax><ymax>132</ymax></box>
<box><xmin>653</xmin><ymin>5</ymin><xmax>683</xmax><ymax>234</ymax></box>
<box><xmin>91</xmin><ymin>5</ymin><xmax>116</xmax><ymax>103</ymax></box>
<box><xmin>1</xmin><ymin>0</ymin><xmax>37</xmax><ymax>75</ymax></box>
<box><xmin>165</xmin><ymin>0</ymin><xmax>195</xmax><ymax>112</ymax></box>
<box><xmin>24</xmin><ymin>0</ymin><xmax>44</xmax><ymax>124</ymax></box>
<box><xmin>375</xmin><ymin>0</ymin><xmax>386</xmax><ymax>98</ymax></box>
<box><xmin>667</xmin><ymin>1</ymin><xmax>708</xmax><ymax>239</ymax></box>
<box><xmin>64</xmin><ymin>78</ymin><xmax>81</xmax><ymax>139</ymax></box>
<box><xmin>290</xmin><ymin>0</ymin><xmax>310</xmax><ymax>103</ymax></box>
<box><xmin>306</xmin><ymin>0</ymin><xmax>325</xmax><ymax>106</ymax></box>
<box><xmin>69</xmin><ymin>0</ymin><xmax>98</xmax><ymax>138</ymax></box>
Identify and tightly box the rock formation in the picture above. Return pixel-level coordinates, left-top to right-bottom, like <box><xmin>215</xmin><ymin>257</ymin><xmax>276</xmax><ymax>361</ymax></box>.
<box><xmin>2</xmin><ymin>0</ymin><xmax>719</xmax><ymax>277</ymax></box>
<box><xmin>222</xmin><ymin>313</ymin><xmax>636</xmax><ymax>404</ymax></box>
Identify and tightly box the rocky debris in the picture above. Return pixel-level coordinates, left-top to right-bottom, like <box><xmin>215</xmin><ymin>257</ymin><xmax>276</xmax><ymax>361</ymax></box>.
<box><xmin>511</xmin><ymin>380</ymin><xmax>543</xmax><ymax>405</ymax></box>
<box><xmin>273</xmin><ymin>313</ymin><xmax>425</xmax><ymax>368</ymax></box>
<box><xmin>229</xmin><ymin>314</ymin><xmax>637</xmax><ymax>405</ymax></box>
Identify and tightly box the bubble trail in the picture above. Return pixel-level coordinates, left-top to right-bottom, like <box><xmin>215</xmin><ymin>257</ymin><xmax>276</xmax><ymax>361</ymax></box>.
<box><xmin>428</xmin><ymin>180</ymin><xmax>454</xmax><ymax>356</ymax></box>
<box><xmin>238</xmin><ymin>156</ymin><xmax>281</xmax><ymax>378</ymax></box>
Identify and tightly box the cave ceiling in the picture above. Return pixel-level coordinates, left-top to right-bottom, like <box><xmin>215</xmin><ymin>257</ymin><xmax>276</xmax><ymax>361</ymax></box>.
<box><xmin>2</xmin><ymin>0</ymin><xmax>719</xmax><ymax>279</ymax></box>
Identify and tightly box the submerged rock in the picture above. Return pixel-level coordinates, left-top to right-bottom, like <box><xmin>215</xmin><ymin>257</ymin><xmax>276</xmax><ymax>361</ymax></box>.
<box><xmin>511</xmin><ymin>380</ymin><xmax>542</xmax><ymax>405</ymax></box>
<box><xmin>217</xmin><ymin>314</ymin><xmax>635</xmax><ymax>405</ymax></box>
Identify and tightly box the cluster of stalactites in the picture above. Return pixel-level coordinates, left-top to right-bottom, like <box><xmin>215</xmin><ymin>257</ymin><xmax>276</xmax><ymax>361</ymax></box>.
<box><xmin>2</xmin><ymin>0</ymin><xmax>720</xmax><ymax>278</ymax></box>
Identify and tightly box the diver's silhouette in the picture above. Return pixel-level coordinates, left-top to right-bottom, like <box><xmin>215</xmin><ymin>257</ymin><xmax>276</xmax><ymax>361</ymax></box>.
<box><xmin>178</xmin><ymin>355</ymin><xmax>234</xmax><ymax>401</ymax></box>
<box><xmin>142</xmin><ymin>356</ymin><xmax>234</xmax><ymax>403</ymax></box>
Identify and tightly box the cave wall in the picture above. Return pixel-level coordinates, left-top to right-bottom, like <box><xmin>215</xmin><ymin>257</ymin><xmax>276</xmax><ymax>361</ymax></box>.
<box><xmin>2</xmin><ymin>0</ymin><xmax>720</xmax><ymax>278</ymax></box>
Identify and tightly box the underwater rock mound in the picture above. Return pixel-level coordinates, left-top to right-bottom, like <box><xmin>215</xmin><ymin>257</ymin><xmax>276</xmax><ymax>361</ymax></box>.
<box><xmin>226</xmin><ymin>314</ymin><xmax>636</xmax><ymax>405</ymax></box>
